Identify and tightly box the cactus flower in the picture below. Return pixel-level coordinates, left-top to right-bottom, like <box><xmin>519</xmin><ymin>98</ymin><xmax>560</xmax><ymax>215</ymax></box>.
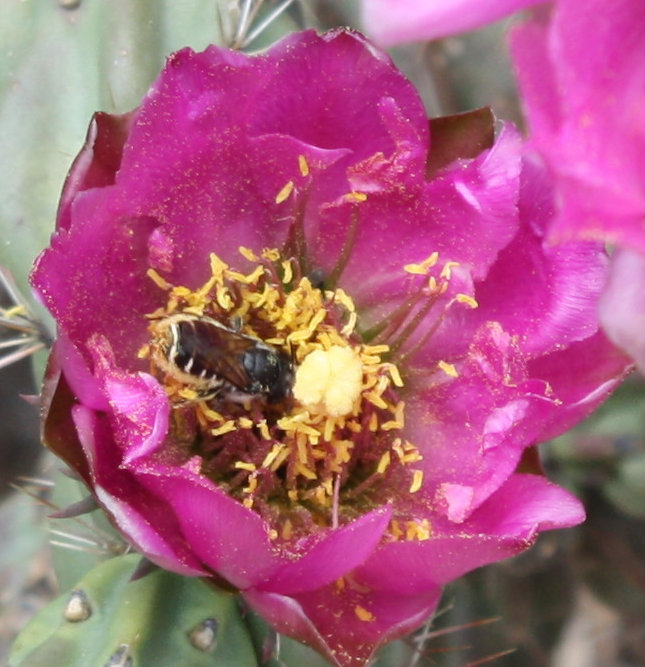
<box><xmin>31</xmin><ymin>29</ymin><xmax>630</xmax><ymax>666</ymax></box>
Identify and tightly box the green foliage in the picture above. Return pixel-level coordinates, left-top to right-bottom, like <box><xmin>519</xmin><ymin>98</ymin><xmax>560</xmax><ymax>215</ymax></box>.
<box><xmin>10</xmin><ymin>554</ymin><xmax>258</xmax><ymax>667</ymax></box>
<box><xmin>0</xmin><ymin>0</ymin><xmax>218</xmax><ymax>302</ymax></box>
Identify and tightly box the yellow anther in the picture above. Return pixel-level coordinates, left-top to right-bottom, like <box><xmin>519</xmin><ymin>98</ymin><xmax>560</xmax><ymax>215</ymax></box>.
<box><xmin>354</xmin><ymin>605</ymin><xmax>375</xmax><ymax>622</ymax></box>
<box><xmin>437</xmin><ymin>360</ymin><xmax>458</xmax><ymax>378</ymax></box>
<box><xmin>409</xmin><ymin>469</ymin><xmax>424</xmax><ymax>493</ymax></box>
<box><xmin>209</xmin><ymin>253</ymin><xmax>229</xmax><ymax>277</ymax></box>
<box><xmin>275</xmin><ymin>180</ymin><xmax>294</xmax><ymax>204</ymax></box>
<box><xmin>363</xmin><ymin>344</ymin><xmax>390</xmax><ymax>355</ymax></box>
<box><xmin>368</xmin><ymin>412</ymin><xmax>379</xmax><ymax>432</ymax></box>
<box><xmin>258</xmin><ymin>420</ymin><xmax>271</xmax><ymax>441</ymax></box>
<box><xmin>456</xmin><ymin>293</ymin><xmax>479</xmax><ymax>308</ymax></box>
<box><xmin>178</xmin><ymin>387</ymin><xmax>199</xmax><ymax>401</ymax></box>
<box><xmin>211</xmin><ymin>421</ymin><xmax>237</xmax><ymax>437</ymax></box>
<box><xmin>440</xmin><ymin>260</ymin><xmax>460</xmax><ymax>280</ymax></box>
<box><xmin>238</xmin><ymin>246</ymin><xmax>258</xmax><ymax>262</ymax></box>
<box><xmin>390</xmin><ymin>520</ymin><xmax>403</xmax><ymax>540</ymax></box>
<box><xmin>377</xmin><ymin>451</ymin><xmax>391</xmax><ymax>474</ymax></box>
<box><xmin>347</xmin><ymin>191</ymin><xmax>368</xmax><ymax>202</ymax></box>
<box><xmin>262</xmin><ymin>443</ymin><xmax>285</xmax><ymax>469</ymax></box>
<box><xmin>298</xmin><ymin>154</ymin><xmax>310</xmax><ymax>177</ymax></box>
<box><xmin>234</xmin><ymin>461</ymin><xmax>257</xmax><ymax>472</ymax></box>
<box><xmin>403</xmin><ymin>251</ymin><xmax>440</xmax><ymax>275</ymax></box>
<box><xmin>261</xmin><ymin>248</ymin><xmax>281</xmax><ymax>261</ymax></box>
<box><xmin>281</xmin><ymin>260</ymin><xmax>293</xmax><ymax>284</ymax></box>
<box><xmin>294</xmin><ymin>462</ymin><xmax>317</xmax><ymax>480</ymax></box>
<box><xmin>146</xmin><ymin>268</ymin><xmax>172</xmax><ymax>290</ymax></box>
<box><xmin>243</xmin><ymin>475</ymin><xmax>258</xmax><ymax>494</ymax></box>
<box><xmin>282</xmin><ymin>519</ymin><xmax>293</xmax><ymax>539</ymax></box>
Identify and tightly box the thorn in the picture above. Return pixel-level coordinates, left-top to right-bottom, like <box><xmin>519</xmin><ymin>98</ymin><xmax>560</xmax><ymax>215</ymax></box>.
<box><xmin>59</xmin><ymin>466</ymin><xmax>83</xmax><ymax>480</ymax></box>
<box><xmin>49</xmin><ymin>495</ymin><xmax>98</xmax><ymax>518</ymax></box>
<box><xmin>129</xmin><ymin>557</ymin><xmax>159</xmax><ymax>582</ymax></box>
<box><xmin>20</xmin><ymin>393</ymin><xmax>40</xmax><ymax>406</ymax></box>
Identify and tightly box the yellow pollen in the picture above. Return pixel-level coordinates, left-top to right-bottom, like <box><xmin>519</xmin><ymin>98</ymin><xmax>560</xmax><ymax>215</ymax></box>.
<box><xmin>178</xmin><ymin>387</ymin><xmax>199</xmax><ymax>401</ymax></box>
<box><xmin>282</xmin><ymin>520</ymin><xmax>293</xmax><ymax>540</ymax></box>
<box><xmin>437</xmin><ymin>360</ymin><xmax>459</xmax><ymax>378</ymax></box>
<box><xmin>269</xmin><ymin>529</ymin><xmax>278</xmax><ymax>540</ymax></box>
<box><xmin>377</xmin><ymin>451</ymin><xmax>391</xmax><ymax>474</ymax></box>
<box><xmin>368</xmin><ymin>412</ymin><xmax>379</xmax><ymax>432</ymax></box>
<box><xmin>405</xmin><ymin>519</ymin><xmax>431</xmax><ymax>541</ymax></box>
<box><xmin>456</xmin><ymin>293</ymin><xmax>479</xmax><ymax>308</ymax></box>
<box><xmin>403</xmin><ymin>251</ymin><xmax>439</xmax><ymax>275</ymax></box>
<box><xmin>347</xmin><ymin>191</ymin><xmax>368</xmax><ymax>202</ymax></box>
<box><xmin>409</xmin><ymin>469</ymin><xmax>424</xmax><ymax>493</ymax></box>
<box><xmin>234</xmin><ymin>461</ymin><xmax>256</xmax><ymax>472</ymax></box>
<box><xmin>146</xmin><ymin>268</ymin><xmax>172</xmax><ymax>290</ymax></box>
<box><xmin>261</xmin><ymin>443</ymin><xmax>284</xmax><ymax>469</ymax></box>
<box><xmin>293</xmin><ymin>346</ymin><xmax>363</xmax><ymax>418</ymax></box>
<box><xmin>261</xmin><ymin>248</ymin><xmax>280</xmax><ymax>261</ymax></box>
<box><xmin>275</xmin><ymin>180</ymin><xmax>294</xmax><ymax>204</ymax></box>
<box><xmin>243</xmin><ymin>475</ymin><xmax>258</xmax><ymax>494</ymax></box>
<box><xmin>238</xmin><ymin>246</ymin><xmax>258</xmax><ymax>262</ymax></box>
<box><xmin>298</xmin><ymin>154</ymin><xmax>310</xmax><ymax>177</ymax></box>
<box><xmin>354</xmin><ymin>605</ymin><xmax>375</xmax><ymax>622</ymax></box>
<box><xmin>256</xmin><ymin>422</ymin><xmax>271</xmax><ymax>441</ymax></box>
<box><xmin>281</xmin><ymin>260</ymin><xmax>293</xmax><ymax>284</ymax></box>
<box><xmin>440</xmin><ymin>260</ymin><xmax>460</xmax><ymax>280</ymax></box>
<box><xmin>211</xmin><ymin>421</ymin><xmax>237</xmax><ymax>436</ymax></box>
<box><xmin>209</xmin><ymin>253</ymin><xmax>229</xmax><ymax>277</ymax></box>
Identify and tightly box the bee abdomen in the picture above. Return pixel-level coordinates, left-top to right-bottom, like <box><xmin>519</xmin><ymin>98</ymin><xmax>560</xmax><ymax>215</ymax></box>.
<box><xmin>169</xmin><ymin>319</ymin><xmax>218</xmax><ymax>380</ymax></box>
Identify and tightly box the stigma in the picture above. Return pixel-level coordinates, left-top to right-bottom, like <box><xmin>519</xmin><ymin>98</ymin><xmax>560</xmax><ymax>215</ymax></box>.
<box><xmin>293</xmin><ymin>346</ymin><xmax>363</xmax><ymax>417</ymax></box>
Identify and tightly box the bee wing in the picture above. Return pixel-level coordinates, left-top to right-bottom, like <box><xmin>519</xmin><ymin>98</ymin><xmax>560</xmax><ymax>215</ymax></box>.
<box><xmin>187</xmin><ymin>319</ymin><xmax>254</xmax><ymax>390</ymax></box>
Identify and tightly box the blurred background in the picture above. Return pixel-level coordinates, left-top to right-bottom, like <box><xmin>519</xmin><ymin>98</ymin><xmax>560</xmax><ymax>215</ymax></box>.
<box><xmin>1</xmin><ymin>1</ymin><xmax>644</xmax><ymax>665</ymax></box>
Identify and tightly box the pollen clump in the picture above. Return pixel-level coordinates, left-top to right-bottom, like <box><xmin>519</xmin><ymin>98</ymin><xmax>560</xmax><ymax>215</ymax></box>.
<box><xmin>293</xmin><ymin>345</ymin><xmax>363</xmax><ymax>417</ymax></box>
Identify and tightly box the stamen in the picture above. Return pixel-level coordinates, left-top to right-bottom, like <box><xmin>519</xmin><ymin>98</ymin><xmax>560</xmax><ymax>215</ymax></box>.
<box><xmin>144</xmin><ymin>247</ymin><xmax>420</xmax><ymax>530</ymax></box>
<box><xmin>298</xmin><ymin>154</ymin><xmax>310</xmax><ymax>177</ymax></box>
<box><xmin>354</xmin><ymin>605</ymin><xmax>375</xmax><ymax>622</ymax></box>
<box><xmin>437</xmin><ymin>360</ymin><xmax>458</xmax><ymax>378</ymax></box>
<box><xmin>275</xmin><ymin>180</ymin><xmax>294</xmax><ymax>204</ymax></box>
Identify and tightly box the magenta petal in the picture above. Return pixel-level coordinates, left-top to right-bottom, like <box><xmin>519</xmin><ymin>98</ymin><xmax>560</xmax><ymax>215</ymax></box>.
<box><xmin>131</xmin><ymin>466</ymin><xmax>281</xmax><ymax>589</ymax></box>
<box><xmin>71</xmin><ymin>405</ymin><xmax>207</xmax><ymax>575</ymax></box>
<box><xmin>406</xmin><ymin>323</ymin><xmax>552</xmax><ymax>515</ymax></box>
<box><xmin>57</xmin><ymin>111</ymin><xmax>135</xmax><ymax>231</ymax></box>
<box><xmin>361</xmin><ymin>0</ymin><xmax>541</xmax><ymax>46</ymax></box>
<box><xmin>359</xmin><ymin>474</ymin><xmax>583</xmax><ymax>594</ymax></box>
<box><xmin>87</xmin><ymin>335</ymin><xmax>170</xmax><ymax>462</ymax></box>
<box><xmin>599</xmin><ymin>248</ymin><xmax>645</xmax><ymax>372</ymax></box>
<box><xmin>254</xmin><ymin>506</ymin><xmax>392</xmax><ymax>595</ymax></box>
<box><xmin>245</xmin><ymin>584</ymin><xmax>441</xmax><ymax>667</ymax></box>
<box><xmin>512</xmin><ymin>0</ymin><xmax>645</xmax><ymax>251</ymax></box>
<box><xmin>54</xmin><ymin>335</ymin><xmax>108</xmax><ymax>411</ymax></box>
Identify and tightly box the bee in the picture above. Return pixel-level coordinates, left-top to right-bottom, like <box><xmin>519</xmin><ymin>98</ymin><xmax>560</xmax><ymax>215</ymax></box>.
<box><xmin>149</xmin><ymin>314</ymin><xmax>294</xmax><ymax>404</ymax></box>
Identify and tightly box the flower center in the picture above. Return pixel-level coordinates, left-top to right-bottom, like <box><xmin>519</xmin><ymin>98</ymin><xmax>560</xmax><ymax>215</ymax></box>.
<box><xmin>141</xmin><ymin>247</ymin><xmax>424</xmax><ymax>537</ymax></box>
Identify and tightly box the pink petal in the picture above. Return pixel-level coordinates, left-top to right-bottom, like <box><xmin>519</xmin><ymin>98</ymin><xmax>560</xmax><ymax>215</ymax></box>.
<box><xmin>361</xmin><ymin>0</ymin><xmax>541</xmax><ymax>46</ymax></box>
